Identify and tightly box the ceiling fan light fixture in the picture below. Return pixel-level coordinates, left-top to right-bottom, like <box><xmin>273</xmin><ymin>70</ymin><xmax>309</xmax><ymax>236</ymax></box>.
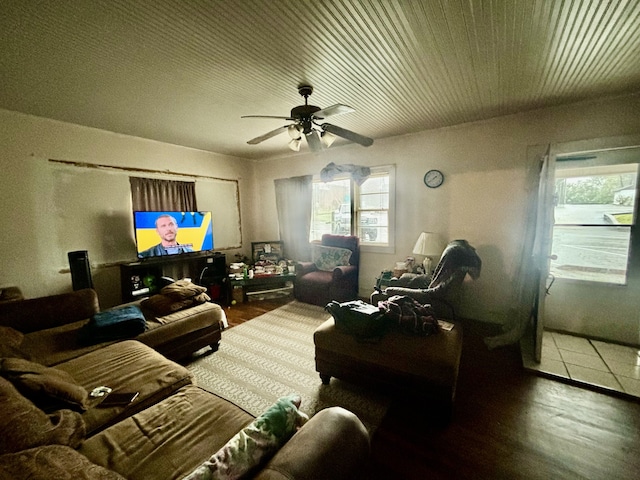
<box><xmin>288</xmin><ymin>138</ymin><xmax>301</xmax><ymax>151</ymax></box>
<box><xmin>321</xmin><ymin>130</ymin><xmax>336</xmax><ymax>147</ymax></box>
<box><xmin>287</xmin><ymin>124</ymin><xmax>302</xmax><ymax>140</ymax></box>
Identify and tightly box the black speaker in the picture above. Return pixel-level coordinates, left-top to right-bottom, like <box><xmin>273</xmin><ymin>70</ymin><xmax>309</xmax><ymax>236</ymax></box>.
<box><xmin>207</xmin><ymin>253</ymin><xmax>227</xmax><ymax>277</ymax></box>
<box><xmin>68</xmin><ymin>250</ymin><xmax>94</xmax><ymax>291</ymax></box>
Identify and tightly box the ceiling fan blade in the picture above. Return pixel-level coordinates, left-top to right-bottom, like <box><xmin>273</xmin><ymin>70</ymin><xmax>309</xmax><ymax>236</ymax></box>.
<box><xmin>241</xmin><ymin>115</ymin><xmax>294</xmax><ymax>120</ymax></box>
<box><xmin>306</xmin><ymin>130</ymin><xmax>322</xmax><ymax>153</ymax></box>
<box><xmin>313</xmin><ymin>104</ymin><xmax>355</xmax><ymax>119</ymax></box>
<box><xmin>321</xmin><ymin>123</ymin><xmax>373</xmax><ymax>147</ymax></box>
<box><xmin>246</xmin><ymin>125</ymin><xmax>289</xmax><ymax>145</ymax></box>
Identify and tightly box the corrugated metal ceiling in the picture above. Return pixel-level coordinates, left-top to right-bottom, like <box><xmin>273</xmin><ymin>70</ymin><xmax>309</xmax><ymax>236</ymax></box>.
<box><xmin>1</xmin><ymin>0</ymin><xmax>639</xmax><ymax>159</ymax></box>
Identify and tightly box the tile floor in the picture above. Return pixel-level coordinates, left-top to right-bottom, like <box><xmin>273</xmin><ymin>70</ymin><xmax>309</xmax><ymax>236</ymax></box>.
<box><xmin>523</xmin><ymin>330</ymin><xmax>640</xmax><ymax>399</ymax></box>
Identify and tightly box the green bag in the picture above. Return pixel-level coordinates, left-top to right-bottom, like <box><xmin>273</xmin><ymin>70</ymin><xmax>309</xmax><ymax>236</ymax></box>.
<box><xmin>325</xmin><ymin>300</ymin><xmax>388</xmax><ymax>341</ymax></box>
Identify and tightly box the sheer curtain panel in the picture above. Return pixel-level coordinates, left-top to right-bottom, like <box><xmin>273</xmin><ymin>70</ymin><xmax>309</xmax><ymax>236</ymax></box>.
<box><xmin>274</xmin><ymin>175</ymin><xmax>313</xmax><ymax>262</ymax></box>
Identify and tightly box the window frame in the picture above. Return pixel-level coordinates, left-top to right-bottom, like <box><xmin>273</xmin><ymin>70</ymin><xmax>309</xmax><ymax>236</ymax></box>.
<box><xmin>310</xmin><ymin>165</ymin><xmax>395</xmax><ymax>254</ymax></box>
<box><xmin>355</xmin><ymin>165</ymin><xmax>395</xmax><ymax>253</ymax></box>
<box><xmin>551</xmin><ymin>157</ymin><xmax>639</xmax><ymax>285</ymax></box>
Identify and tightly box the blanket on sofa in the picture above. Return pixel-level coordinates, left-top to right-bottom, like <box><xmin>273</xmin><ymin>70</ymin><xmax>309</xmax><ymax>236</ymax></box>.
<box><xmin>78</xmin><ymin>305</ymin><xmax>147</xmax><ymax>345</ymax></box>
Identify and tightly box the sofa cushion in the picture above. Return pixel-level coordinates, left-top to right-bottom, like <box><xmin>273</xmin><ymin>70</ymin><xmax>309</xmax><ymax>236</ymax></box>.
<box><xmin>138</xmin><ymin>301</ymin><xmax>223</xmax><ymax>349</ymax></box>
<box><xmin>0</xmin><ymin>377</ymin><xmax>85</xmax><ymax>454</ymax></box>
<box><xmin>18</xmin><ymin>320</ymin><xmax>118</xmax><ymax>367</ymax></box>
<box><xmin>184</xmin><ymin>394</ymin><xmax>309</xmax><ymax>480</ymax></box>
<box><xmin>55</xmin><ymin>340</ymin><xmax>193</xmax><ymax>436</ymax></box>
<box><xmin>0</xmin><ymin>445</ymin><xmax>125</xmax><ymax>479</ymax></box>
<box><xmin>0</xmin><ymin>357</ymin><xmax>89</xmax><ymax>412</ymax></box>
<box><xmin>80</xmin><ymin>386</ymin><xmax>254</xmax><ymax>480</ymax></box>
<box><xmin>311</xmin><ymin>245</ymin><xmax>352</xmax><ymax>272</ymax></box>
<box><xmin>0</xmin><ymin>288</ymin><xmax>99</xmax><ymax>334</ymax></box>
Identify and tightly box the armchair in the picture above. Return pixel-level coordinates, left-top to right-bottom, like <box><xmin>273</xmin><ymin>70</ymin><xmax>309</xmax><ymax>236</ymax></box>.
<box><xmin>371</xmin><ymin>239</ymin><xmax>481</xmax><ymax>319</ymax></box>
<box><xmin>294</xmin><ymin>234</ymin><xmax>360</xmax><ymax>307</ymax></box>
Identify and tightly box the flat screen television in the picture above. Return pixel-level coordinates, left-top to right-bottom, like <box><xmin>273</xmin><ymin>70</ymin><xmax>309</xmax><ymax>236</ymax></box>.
<box><xmin>133</xmin><ymin>211</ymin><xmax>214</xmax><ymax>259</ymax></box>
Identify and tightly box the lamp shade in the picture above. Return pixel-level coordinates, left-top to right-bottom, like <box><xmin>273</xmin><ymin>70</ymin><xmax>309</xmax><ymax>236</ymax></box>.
<box><xmin>412</xmin><ymin>232</ymin><xmax>445</xmax><ymax>257</ymax></box>
<box><xmin>412</xmin><ymin>232</ymin><xmax>445</xmax><ymax>273</ymax></box>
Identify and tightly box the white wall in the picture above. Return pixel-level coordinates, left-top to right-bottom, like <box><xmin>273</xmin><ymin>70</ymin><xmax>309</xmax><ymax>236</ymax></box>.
<box><xmin>0</xmin><ymin>109</ymin><xmax>256</xmax><ymax>307</ymax></box>
<box><xmin>2</xmin><ymin>92</ymin><xmax>639</xmax><ymax>324</ymax></box>
<box><xmin>251</xmin><ymin>93</ymin><xmax>640</xmax><ymax>324</ymax></box>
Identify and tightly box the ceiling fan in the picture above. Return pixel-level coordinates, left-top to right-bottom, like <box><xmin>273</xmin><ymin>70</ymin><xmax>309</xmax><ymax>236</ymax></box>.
<box><xmin>242</xmin><ymin>85</ymin><xmax>374</xmax><ymax>152</ymax></box>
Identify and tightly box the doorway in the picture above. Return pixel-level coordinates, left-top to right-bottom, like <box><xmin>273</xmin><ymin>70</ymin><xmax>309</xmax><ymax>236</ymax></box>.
<box><xmin>527</xmin><ymin>136</ymin><xmax>640</xmax><ymax>398</ymax></box>
<box><xmin>544</xmin><ymin>146</ymin><xmax>640</xmax><ymax>345</ymax></box>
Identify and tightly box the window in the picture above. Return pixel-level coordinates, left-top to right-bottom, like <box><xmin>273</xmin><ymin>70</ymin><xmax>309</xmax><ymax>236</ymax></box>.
<box><xmin>550</xmin><ymin>162</ymin><xmax>638</xmax><ymax>284</ymax></box>
<box><xmin>310</xmin><ymin>165</ymin><xmax>395</xmax><ymax>250</ymax></box>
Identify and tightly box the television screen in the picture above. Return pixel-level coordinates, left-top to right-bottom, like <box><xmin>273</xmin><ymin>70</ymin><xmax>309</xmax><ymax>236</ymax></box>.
<box><xmin>133</xmin><ymin>211</ymin><xmax>214</xmax><ymax>259</ymax></box>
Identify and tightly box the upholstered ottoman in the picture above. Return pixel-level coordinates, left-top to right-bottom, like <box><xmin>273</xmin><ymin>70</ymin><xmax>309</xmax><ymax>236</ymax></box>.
<box><xmin>314</xmin><ymin>318</ymin><xmax>463</xmax><ymax>416</ymax></box>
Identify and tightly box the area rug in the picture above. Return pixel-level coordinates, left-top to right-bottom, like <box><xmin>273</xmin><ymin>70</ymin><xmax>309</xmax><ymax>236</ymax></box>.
<box><xmin>187</xmin><ymin>301</ymin><xmax>390</xmax><ymax>433</ymax></box>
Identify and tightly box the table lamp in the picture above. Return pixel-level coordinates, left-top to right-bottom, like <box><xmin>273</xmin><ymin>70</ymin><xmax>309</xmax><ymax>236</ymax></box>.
<box><xmin>412</xmin><ymin>232</ymin><xmax>445</xmax><ymax>274</ymax></box>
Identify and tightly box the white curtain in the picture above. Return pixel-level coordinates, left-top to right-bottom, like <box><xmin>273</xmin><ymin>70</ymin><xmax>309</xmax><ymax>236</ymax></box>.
<box><xmin>485</xmin><ymin>147</ymin><xmax>555</xmax><ymax>349</ymax></box>
<box><xmin>274</xmin><ymin>175</ymin><xmax>313</xmax><ymax>262</ymax></box>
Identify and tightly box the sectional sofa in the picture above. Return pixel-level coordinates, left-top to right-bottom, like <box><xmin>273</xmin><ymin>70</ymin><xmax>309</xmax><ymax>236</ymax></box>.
<box><xmin>0</xmin><ymin>287</ymin><xmax>370</xmax><ymax>479</ymax></box>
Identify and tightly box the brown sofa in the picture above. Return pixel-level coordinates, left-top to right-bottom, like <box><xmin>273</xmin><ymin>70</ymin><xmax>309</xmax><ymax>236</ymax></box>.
<box><xmin>0</xmin><ymin>288</ymin><xmax>223</xmax><ymax>365</ymax></box>
<box><xmin>0</xmin><ymin>289</ymin><xmax>370</xmax><ymax>479</ymax></box>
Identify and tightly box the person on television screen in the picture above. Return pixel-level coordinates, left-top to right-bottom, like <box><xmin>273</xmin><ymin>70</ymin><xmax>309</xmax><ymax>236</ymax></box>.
<box><xmin>139</xmin><ymin>214</ymin><xmax>194</xmax><ymax>258</ymax></box>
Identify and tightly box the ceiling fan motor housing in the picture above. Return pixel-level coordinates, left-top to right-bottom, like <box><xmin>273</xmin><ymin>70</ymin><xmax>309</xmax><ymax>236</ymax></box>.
<box><xmin>290</xmin><ymin>105</ymin><xmax>321</xmax><ymax>134</ymax></box>
<box><xmin>290</xmin><ymin>104</ymin><xmax>321</xmax><ymax>119</ymax></box>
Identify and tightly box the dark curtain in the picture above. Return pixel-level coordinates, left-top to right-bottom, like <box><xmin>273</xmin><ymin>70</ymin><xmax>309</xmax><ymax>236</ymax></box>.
<box><xmin>129</xmin><ymin>177</ymin><xmax>197</xmax><ymax>211</ymax></box>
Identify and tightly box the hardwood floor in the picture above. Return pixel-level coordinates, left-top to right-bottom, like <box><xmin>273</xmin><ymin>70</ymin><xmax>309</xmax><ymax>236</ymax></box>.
<box><xmin>222</xmin><ymin>300</ymin><xmax>640</xmax><ymax>480</ymax></box>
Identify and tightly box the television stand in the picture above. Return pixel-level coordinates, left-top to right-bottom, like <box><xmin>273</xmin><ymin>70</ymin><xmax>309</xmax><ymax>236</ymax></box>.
<box><xmin>119</xmin><ymin>252</ymin><xmax>226</xmax><ymax>303</ymax></box>
<box><xmin>228</xmin><ymin>273</ymin><xmax>295</xmax><ymax>304</ymax></box>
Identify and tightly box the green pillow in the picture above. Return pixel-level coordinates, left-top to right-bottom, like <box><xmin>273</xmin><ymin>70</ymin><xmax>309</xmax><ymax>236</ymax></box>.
<box><xmin>312</xmin><ymin>245</ymin><xmax>353</xmax><ymax>272</ymax></box>
<box><xmin>183</xmin><ymin>394</ymin><xmax>309</xmax><ymax>480</ymax></box>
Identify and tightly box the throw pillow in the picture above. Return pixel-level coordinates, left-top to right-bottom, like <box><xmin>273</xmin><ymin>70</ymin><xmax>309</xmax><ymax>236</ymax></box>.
<box><xmin>0</xmin><ymin>326</ymin><xmax>30</xmax><ymax>360</ymax></box>
<box><xmin>0</xmin><ymin>445</ymin><xmax>126</xmax><ymax>479</ymax></box>
<box><xmin>183</xmin><ymin>394</ymin><xmax>309</xmax><ymax>480</ymax></box>
<box><xmin>142</xmin><ymin>290</ymin><xmax>210</xmax><ymax>316</ymax></box>
<box><xmin>0</xmin><ymin>357</ymin><xmax>89</xmax><ymax>412</ymax></box>
<box><xmin>161</xmin><ymin>279</ymin><xmax>208</xmax><ymax>300</ymax></box>
<box><xmin>142</xmin><ymin>294</ymin><xmax>192</xmax><ymax>316</ymax></box>
<box><xmin>0</xmin><ymin>377</ymin><xmax>85</xmax><ymax>454</ymax></box>
<box><xmin>311</xmin><ymin>245</ymin><xmax>353</xmax><ymax>272</ymax></box>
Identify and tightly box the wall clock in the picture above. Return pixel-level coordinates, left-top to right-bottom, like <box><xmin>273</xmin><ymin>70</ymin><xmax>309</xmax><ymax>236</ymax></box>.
<box><xmin>424</xmin><ymin>169</ymin><xmax>444</xmax><ymax>188</ymax></box>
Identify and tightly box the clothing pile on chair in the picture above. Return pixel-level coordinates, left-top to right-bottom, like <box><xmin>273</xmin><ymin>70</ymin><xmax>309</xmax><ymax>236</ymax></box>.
<box><xmin>378</xmin><ymin>295</ymin><xmax>440</xmax><ymax>337</ymax></box>
<box><xmin>428</xmin><ymin>239</ymin><xmax>482</xmax><ymax>294</ymax></box>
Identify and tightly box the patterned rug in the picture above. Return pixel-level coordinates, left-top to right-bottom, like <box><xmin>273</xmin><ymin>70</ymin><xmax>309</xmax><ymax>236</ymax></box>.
<box><xmin>187</xmin><ymin>301</ymin><xmax>390</xmax><ymax>432</ymax></box>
